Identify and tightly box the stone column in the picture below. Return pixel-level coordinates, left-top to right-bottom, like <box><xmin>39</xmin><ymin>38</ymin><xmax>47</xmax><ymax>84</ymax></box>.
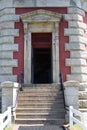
<box><xmin>64</xmin><ymin>80</ymin><xmax>79</xmax><ymax>109</ymax></box>
<box><xmin>24</xmin><ymin>23</ymin><xmax>32</xmax><ymax>84</ymax></box>
<box><xmin>52</xmin><ymin>22</ymin><xmax>59</xmax><ymax>83</ymax></box>
<box><xmin>64</xmin><ymin>80</ymin><xmax>79</xmax><ymax>123</ymax></box>
<box><xmin>1</xmin><ymin>81</ymin><xmax>19</xmax><ymax>113</ymax></box>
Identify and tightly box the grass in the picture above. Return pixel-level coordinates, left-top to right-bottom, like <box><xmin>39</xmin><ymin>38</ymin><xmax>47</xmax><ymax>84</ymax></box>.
<box><xmin>70</xmin><ymin>124</ymin><xmax>83</xmax><ymax>130</ymax></box>
<box><xmin>4</xmin><ymin>125</ymin><xmax>13</xmax><ymax>130</ymax></box>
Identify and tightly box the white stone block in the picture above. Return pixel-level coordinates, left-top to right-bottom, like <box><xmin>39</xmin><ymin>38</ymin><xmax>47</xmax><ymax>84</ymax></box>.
<box><xmin>71</xmin><ymin>66</ymin><xmax>87</xmax><ymax>74</ymax></box>
<box><xmin>0</xmin><ymin>0</ymin><xmax>13</xmax><ymax>10</ymax></box>
<box><xmin>64</xmin><ymin>28</ymin><xmax>84</xmax><ymax>36</ymax></box>
<box><xmin>66</xmin><ymin>58</ymin><xmax>86</xmax><ymax>66</ymax></box>
<box><xmin>0</xmin><ymin>29</ymin><xmax>19</xmax><ymax>37</ymax></box>
<box><xmin>0</xmin><ymin>52</ymin><xmax>13</xmax><ymax>59</ymax></box>
<box><xmin>0</xmin><ymin>8</ymin><xmax>15</xmax><ymax>17</ymax></box>
<box><xmin>65</xmin><ymin>43</ymin><xmax>85</xmax><ymax>51</ymax></box>
<box><xmin>68</xmin><ymin>7</ymin><xmax>85</xmax><ymax>16</ymax></box>
<box><xmin>0</xmin><ymin>15</ymin><xmax>20</xmax><ymax>23</ymax></box>
<box><xmin>70</xmin><ymin>51</ymin><xmax>87</xmax><ymax>59</ymax></box>
<box><xmin>0</xmin><ymin>36</ymin><xmax>14</xmax><ymax>44</ymax></box>
<box><xmin>0</xmin><ymin>44</ymin><xmax>18</xmax><ymax>51</ymax></box>
<box><xmin>70</xmin><ymin>36</ymin><xmax>87</xmax><ymax>45</ymax></box>
<box><xmin>68</xmin><ymin>21</ymin><xmax>86</xmax><ymax>30</ymax></box>
<box><xmin>0</xmin><ymin>60</ymin><xmax>18</xmax><ymax>67</ymax></box>
<box><xmin>82</xmin><ymin>2</ymin><xmax>87</xmax><ymax>12</ymax></box>
<box><xmin>64</xmin><ymin>14</ymin><xmax>83</xmax><ymax>21</ymax></box>
<box><xmin>0</xmin><ymin>67</ymin><xmax>12</xmax><ymax>74</ymax></box>
<box><xmin>13</xmin><ymin>0</ymin><xmax>35</xmax><ymax>7</ymax></box>
<box><xmin>13</xmin><ymin>0</ymin><xmax>70</xmax><ymax>7</ymax></box>
<box><xmin>0</xmin><ymin>75</ymin><xmax>17</xmax><ymax>83</ymax></box>
<box><xmin>64</xmin><ymin>86</ymin><xmax>78</xmax><ymax>109</ymax></box>
<box><xmin>45</xmin><ymin>0</ymin><xmax>70</xmax><ymax>7</ymax></box>
<box><xmin>67</xmin><ymin>74</ymin><xmax>87</xmax><ymax>82</ymax></box>
<box><xmin>0</xmin><ymin>22</ymin><xmax>14</xmax><ymax>29</ymax></box>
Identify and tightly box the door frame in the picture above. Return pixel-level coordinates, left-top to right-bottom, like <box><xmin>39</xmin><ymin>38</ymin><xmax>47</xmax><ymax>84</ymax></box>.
<box><xmin>21</xmin><ymin>9</ymin><xmax>62</xmax><ymax>84</ymax></box>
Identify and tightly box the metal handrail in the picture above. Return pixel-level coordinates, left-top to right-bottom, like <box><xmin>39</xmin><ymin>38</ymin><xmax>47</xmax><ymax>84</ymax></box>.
<box><xmin>11</xmin><ymin>72</ymin><xmax>24</xmax><ymax>114</ymax></box>
<box><xmin>59</xmin><ymin>72</ymin><xmax>68</xmax><ymax>110</ymax></box>
<box><xmin>19</xmin><ymin>72</ymin><xmax>24</xmax><ymax>91</ymax></box>
<box><xmin>11</xmin><ymin>83</ymin><xmax>20</xmax><ymax>117</ymax></box>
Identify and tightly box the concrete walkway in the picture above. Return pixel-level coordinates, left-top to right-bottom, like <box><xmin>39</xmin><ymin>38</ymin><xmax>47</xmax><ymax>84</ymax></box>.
<box><xmin>13</xmin><ymin>124</ymin><xmax>63</xmax><ymax>130</ymax></box>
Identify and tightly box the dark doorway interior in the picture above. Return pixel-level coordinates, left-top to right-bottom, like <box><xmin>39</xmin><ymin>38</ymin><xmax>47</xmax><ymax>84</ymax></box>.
<box><xmin>32</xmin><ymin>48</ymin><xmax>52</xmax><ymax>84</ymax></box>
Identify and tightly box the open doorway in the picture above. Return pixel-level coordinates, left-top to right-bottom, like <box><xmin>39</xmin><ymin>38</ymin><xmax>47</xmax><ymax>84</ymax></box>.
<box><xmin>32</xmin><ymin>33</ymin><xmax>52</xmax><ymax>84</ymax></box>
<box><xmin>32</xmin><ymin>48</ymin><xmax>52</xmax><ymax>83</ymax></box>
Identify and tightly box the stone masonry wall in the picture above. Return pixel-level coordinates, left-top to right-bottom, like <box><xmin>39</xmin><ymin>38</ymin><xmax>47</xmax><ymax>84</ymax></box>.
<box><xmin>0</xmin><ymin>8</ymin><xmax>19</xmax><ymax>82</ymax></box>
<box><xmin>64</xmin><ymin>7</ymin><xmax>87</xmax><ymax>82</ymax></box>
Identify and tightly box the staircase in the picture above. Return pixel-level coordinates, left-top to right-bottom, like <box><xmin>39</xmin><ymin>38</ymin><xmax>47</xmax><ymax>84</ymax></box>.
<box><xmin>15</xmin><ymin>84</ymin><xmax>65</xmax><ymax>125</ymax></box>
<box><xmin>79</xmin><ymin>83</ymin><xmax>87</xmax><ymax>112</ymax></box>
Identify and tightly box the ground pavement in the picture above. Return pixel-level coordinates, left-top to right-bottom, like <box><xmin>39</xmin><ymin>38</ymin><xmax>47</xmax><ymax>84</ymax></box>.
<box><xmin>13</xmin><ymin>124</ymin><xmax>63</xmax><ymax>130</ymax></box>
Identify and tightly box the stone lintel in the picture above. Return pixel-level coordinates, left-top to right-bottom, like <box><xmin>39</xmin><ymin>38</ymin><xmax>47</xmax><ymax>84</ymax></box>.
<box><xmin>21</xmin><ymin>9</ymin><xmax>62</xmax><ymax>23</ymax></box>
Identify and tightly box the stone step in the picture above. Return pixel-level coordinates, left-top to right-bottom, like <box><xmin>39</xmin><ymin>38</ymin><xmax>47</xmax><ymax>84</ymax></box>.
<box><xmin>79</xmin><ymin>100</ymin><xmax>87</xmax><ymax>108</ymax></box>
<box><xmin>79</xmin><ymin>83</ymin><xmax>87</xmax><ymax>91</ymax></box>
<box><xmin>16</xmin><ymin>85</ymin><xmax>65</xmax><ymax>125</ymax></box>
<box><xmin>17</xmin><ymin>102</ymin><xmax>64</xmax><ymax>108</ymax></box>
<box><xmin>79</xmin><ymin>108</ymin><xmax>87</xmax><ymax>112</ymax></box>
<box><xmin>16</xmin><ymin>108</ymin><xmax>64</xmax><ymax>113</ymax></box>
<box><xmin>22</xmin><ymin>83</ymin><xmax>60</xmax><ymax>88</ymax></box>
<box><xmin>79</xmin><ymin>91</ymin><xmax>87</xmax><ymax>99</ymax></box>
<box><xmin>17</xmin><ymin>99</ymin><xmax>63</xmax><ymax>104</ymax></box>
<box><xmin>18</xmin><ymin>96</ymin><xmax>63</xmax><ymax>101</ymax></box>
<box><xmin>15</xmin><ymin>118</ymin><xmax>65</xmax><ymax>125</ymax></box>
<box><xmin>20</xmin><ymin>90</ymin><xmax>61</xmax><ymax>94</ymax></box>
<box><xmin>19</xmin><ymin>92</ymin><xmax>62</xmax><ymax>97</ymax></box>
<box><xmin>16</xmin><ymin>112</ymin><xmax>65</xmax><ymax>119</ymax></box>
